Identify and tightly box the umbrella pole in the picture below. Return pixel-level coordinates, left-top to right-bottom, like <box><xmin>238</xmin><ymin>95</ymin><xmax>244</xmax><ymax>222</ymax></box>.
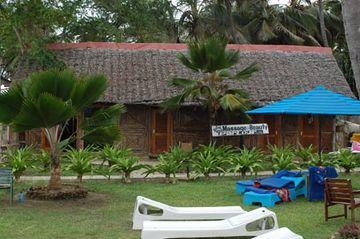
<box><xmin>318</xmin><ymin>115</ymin><xmax>322</xmax><ymax>157</ymax></box>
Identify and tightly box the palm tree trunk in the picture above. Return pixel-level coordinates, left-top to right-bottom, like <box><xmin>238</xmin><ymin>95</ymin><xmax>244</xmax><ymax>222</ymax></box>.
<box><xmin>45</xmin><ymin>126</ymin><xmax>62</xmax><ymax>190</ymax></box>
<box><xmin>318</xmin><ymin>0</ymin><xmax>329</xmax><ymax>47</ymax></box>
<box><xmin>225</xmin><ymin>0</ymin><xmax>240</xmax><ymax>43</ymax></box>
<box><xmin>49</xmin><ymin>159</ymin><xmax>61</xmax><ymax>190</ymax></box>
<box><xmin>342</xmin><ymin>0</ymin><xmax>360</xmax><ymax>95</ymax></box>
<box><xmin>124</xmin><ymin>172</ymin><xmax>131</xmax><ymax>183</ymax></box>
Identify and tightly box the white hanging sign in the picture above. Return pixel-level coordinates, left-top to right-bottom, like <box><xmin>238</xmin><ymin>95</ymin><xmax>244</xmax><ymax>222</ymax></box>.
<box><xmin>211</xmin><ymin>123</ymin><xmax>269</xmax><ymax>137</ymax></box>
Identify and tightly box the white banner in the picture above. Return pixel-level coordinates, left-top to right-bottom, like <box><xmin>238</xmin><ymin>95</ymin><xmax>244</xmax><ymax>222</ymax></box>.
<box><xmin>211</xmin><ymin>123</ymin><xmax>269</xmax><ymax>137</ymax></box>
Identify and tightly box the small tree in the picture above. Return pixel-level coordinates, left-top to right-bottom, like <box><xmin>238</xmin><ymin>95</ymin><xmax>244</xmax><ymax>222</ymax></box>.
<box><xmin>161</xmin><ymin>37</ymin><xmax>259</xmax><ymax>135</ymax></box>
<box><xmin>0</xmin><ymin>69</ymin><xmax>123</xmax><ymax>190</ymax></box>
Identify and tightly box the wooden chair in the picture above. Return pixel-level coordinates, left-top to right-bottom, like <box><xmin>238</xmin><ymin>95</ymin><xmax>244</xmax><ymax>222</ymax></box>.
<box><xmin>0</xmin><ymin>168</ymin><xmax>13</xmax><ymax>206</ymax></box>
<box><xmin>324</xmin><ymin>178</ymin><xmax>360</xmax><ymax>222</ymax></box>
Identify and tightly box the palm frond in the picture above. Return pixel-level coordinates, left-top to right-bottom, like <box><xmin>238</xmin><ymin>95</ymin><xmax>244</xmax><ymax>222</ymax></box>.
<box><xmin>0</xmin><ymin>84</ymin><xmax>23</xmax><ymax>124</ymax></box>
<box><xmin>232</xmin><ymin>62</ymin><xmax>260</xmax><ymax>80</ymax></box>
<box><xmin>71</xmin><ymin>74</ymin><xmax>107</xmax><ymax>110</ymax></box>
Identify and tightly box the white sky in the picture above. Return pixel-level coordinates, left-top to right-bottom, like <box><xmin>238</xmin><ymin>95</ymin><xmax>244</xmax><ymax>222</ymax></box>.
<box><xmin>269</xmin><ymin>0</ymin><xmax>290</xmax><ymax>4</ymax></box>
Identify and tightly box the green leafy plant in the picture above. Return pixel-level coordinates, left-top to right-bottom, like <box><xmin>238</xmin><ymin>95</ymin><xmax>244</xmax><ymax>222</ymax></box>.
<box><xmin>64</xmin><ymin>147</ymin><xmax>95</xmax><ymax>183</ymax></box>
<box><xmin>35</xmin><ymin>149</ymin><xmax>51</xmax><ymax>172</ymax></box>
<box><xmin>190</xmin><ymin>143</ymin><xmax>231</xmax><ymax>179</ymax></box>
<box><xmin>306</xmin><ymin>152</ymin><xmax>337</xmax><ymax>167</ymax></box>
<box><xmin>108</xmin><ymin>147</ymin><xmax>145</xmax><ymax>183</ymax></box>
<box><xmin>229</xmin><ymin>147</ymin><xmax>264</xmax><ymax>177</ymax></box>
<box><xmin>0</xmin><ymin>69</ymin><xmax>124</xmax><ymax>189</ymax></box>
<box><xmin>144</xmin><ymin>152</ymin><xmax>184</xmax><ymax>183</ymax></box>
<box><xmin>334</xmin><ymin>148</ymin><xmax>358</xmax><ymax>173</ymax></box>
<box><xmin>268</xmin><ymin>145</ymin><xmax>298</xmax><ymax>173</ymax></box>
<box><xmin>295</xmin><ymin>144</ymin><xmax>314</xmax><ymax>167</ymax></box>
<box><xmin>1</xmin><ymin>146</ymin><xmax>34</xmax><ymax>180</ymax></box>
<box><xmin>160</xmin><ymin>37</ymin><xmax>259</xmax><ymax>135</ymax></box>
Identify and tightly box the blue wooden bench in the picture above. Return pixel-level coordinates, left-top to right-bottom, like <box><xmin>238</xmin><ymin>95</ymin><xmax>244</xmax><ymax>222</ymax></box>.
<box><xmin>0</xmin><ymin>168</ymin><xmax>13</xmax><ymax>206</ymax></box>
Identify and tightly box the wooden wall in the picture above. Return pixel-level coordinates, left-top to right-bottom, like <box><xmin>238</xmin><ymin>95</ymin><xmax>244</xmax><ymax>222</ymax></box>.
<box><xmin>22</xmin><ymin>104</ymin><xmax>336</xmax><ymax>156</ymax></box>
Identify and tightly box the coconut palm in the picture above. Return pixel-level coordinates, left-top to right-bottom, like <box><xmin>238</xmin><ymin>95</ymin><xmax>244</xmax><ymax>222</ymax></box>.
<box><xmin>0</xmin><ymin>69</ymin><xmax>123</xmax><ymax>189</ymax></box>
<box><xmin>160</xmin><ymin>37</ymin><xmax>259</xmax><ymax>131</ymax></box>
<box><xmin>342</xmin><ymin>0</ymin><xmax>360</xmax><ymax>96</ymax></box>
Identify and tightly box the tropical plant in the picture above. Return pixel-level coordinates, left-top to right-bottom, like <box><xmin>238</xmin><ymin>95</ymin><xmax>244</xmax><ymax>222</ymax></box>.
<box><xmin>342</xmin><ymin>0</ymin><xmax>360</xmax><ymax>96</ymax></box>
<box><xmin>1</xmin><ymin>146</ymin><xmax>34</xmax><ymax>180</ymax></box>
<box><xmin>305</xmin><ymin>152</ymin><xmax>336</xmax><ymax>167</ymax></box>
<box><xmin>109</xmin><ymin>148</ymin><xmax>145</xmax><ymax>183</ymax></box>
<box><xmin>268</xmin><ymin>145</ymin><xmax>298</xmax><ymax>173</ymax></box>
<box><xmin>0</xmin><ymin>69</ymin><xmax>123</xmax><ymax>189</ymax></box>
<box><xmin>160</xmin><ymin>37</ymin><xmax>259</xmax><ymax>134</ymax></box>
<box><xmin>334</xmin><ymin>148</ymin><xmax>358</xmax><ymax>173</ymax></box>
<box><xmin>144</xmin><ymin>151</ymin><xmax>184</xmax><ymax>183</ymax></box>
<box><xmin>190</xmin><ymin>143</ymin><xmax>232</xmax><ymax>179</ymax></box>
<box><xmin>229</xmin><ymin>147</ymin><xmax>264</xmax><ymax>177</ymax></box>
<box><xmin>64</xmin><ymin>147</ymin><xmax>95</xmax><ymax>183</ymax></box>
<box><xmin>35</xmin><ymin>149</ymin><xmax>51</xmax><ymax>172</ymax></box>
<box><xmin>95</xmin><ymin>164</ymin><xmax>113</xmax><ymax>181</ymax></box>
<box><xmin>295</xmin><ymin>144</ymin><xmax>315</xmax><ymax>167</ymax></box>
<box><xmin>81</xmin><ymin>104</ymin><xmax>126</xmax><ymax>146</ymax></box>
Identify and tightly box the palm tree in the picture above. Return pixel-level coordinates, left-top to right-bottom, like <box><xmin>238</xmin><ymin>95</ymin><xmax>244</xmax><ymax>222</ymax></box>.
<box><xmin>0</xmin><ymin>69</ymin><xmax>123</xmax><ymax>189</ymax></box>
<box><xmin>342</xmin><ymin>0</ymin><xmax>360</xmax><ymax>96</ymax></box>
<box><xmin>317</xmin><ymin>0</ymin><xmax>329</xmax><ymax>46</ymax></box>
<box><xmin>233</xmin><ymin>0</ymin><xmax>306</xmax><ymax>45</ymax></box>
<box><xmin>161</xmin><ymin>37</ymin><xmax>259</xmax><ymax>136</ymax></box>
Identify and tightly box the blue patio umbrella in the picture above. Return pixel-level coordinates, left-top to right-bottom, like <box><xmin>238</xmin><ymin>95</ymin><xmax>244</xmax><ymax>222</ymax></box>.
<box><xmin>246</xmin><ymin>86</ymin><xmax>360</xmax><ymax>153</ymax></box>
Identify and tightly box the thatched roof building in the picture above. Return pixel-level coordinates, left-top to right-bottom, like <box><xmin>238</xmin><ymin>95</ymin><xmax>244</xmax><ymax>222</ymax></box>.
<box><xmin>13</xmin><ymin>42</ymin><xmax>353</xmax><ymax>156</ymax></box>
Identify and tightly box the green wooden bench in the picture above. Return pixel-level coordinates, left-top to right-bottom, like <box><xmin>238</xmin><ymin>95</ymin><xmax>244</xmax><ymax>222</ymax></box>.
<box><xmin>0</xmin><ymin>168</ymin><xmax>13</xmax><ymax>206</ymax></box>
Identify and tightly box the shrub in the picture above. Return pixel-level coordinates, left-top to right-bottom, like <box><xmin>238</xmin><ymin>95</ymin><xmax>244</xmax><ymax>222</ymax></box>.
<box><xmin>268</xmin><ymin>145</ymin><xmax>298</xmax><ymax>173</ymax></box>
<box><xmin>306</xmin><ymin>152</ymin><xmax>337</xmax><ymax>167</ymax></box>
<box><xmin>144</xmin><ymin>149</ymin><xmax>184</xmax><ymax>183</ymax></box>
<box><xmin>1</xmin><ymin>146</ymin><xmax>34</xmax><ymax>181</ymax></box>
<box><xmin>337</xmin><ymin>223</ymin><xmax>359</xmax><ymax>239</ymax></box>
<box><xmin>35</xmin><ymin>149</ymin><xmax>51</xmax><ymax>172</ymax></box>
<box><xmin>108</xmin><ymin>147</ymin><xmax>145</xmax><ymax>183</ymax></box>
<box><xmin>295</xmin><ymin>144</ymin><xmax>314</xmax><ymax>167</ymax></box>
<box><xmin>64</xmin><ymin>147</ymin><xmax>95</xmax><ymax>183</ymax></box>
<box><xmin>95</xmin><ymin>164</ymin><xmax>112</xmax><ymax>180</ymax></box>
<box><xmin>229</xmin><ymin>147</ymin><xmax>264</xmax><ymax>177</ymax></box>
<box><xmin>335</xmin><ymin>148</ymin><xmax>358</xmax><ymax>173</ymax></box>
<box><xmin>190</xmin><ymin>143</ymin><xmax>232</xmax><ymax>179</ymax></box>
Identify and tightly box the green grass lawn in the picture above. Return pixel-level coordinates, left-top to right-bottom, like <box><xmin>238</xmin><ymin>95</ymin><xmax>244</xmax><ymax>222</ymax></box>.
<box><xmin>0</xmin><ymin>174</ymin><xmax>358</xmax><ymax>239</ymax></box>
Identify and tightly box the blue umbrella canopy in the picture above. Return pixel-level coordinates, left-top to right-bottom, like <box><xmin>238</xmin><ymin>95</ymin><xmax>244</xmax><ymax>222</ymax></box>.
<box><xmin>247</xmin><ymin>86</ymin><xmax>360</xmax><ymax>115</ymax></box>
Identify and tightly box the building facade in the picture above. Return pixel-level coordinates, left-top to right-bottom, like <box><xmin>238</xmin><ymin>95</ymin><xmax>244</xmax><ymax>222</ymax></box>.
<box><xmin>13</xmin><ymin>43</ymin><xmax>353</xmax><ymax>156</ymax></box>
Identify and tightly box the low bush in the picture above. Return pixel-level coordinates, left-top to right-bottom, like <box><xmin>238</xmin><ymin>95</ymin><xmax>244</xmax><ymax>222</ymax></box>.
<box><xmin>268</xmin><ymin>145</ymin><xmax>298</xmax><ymax>173</ymax></box>
<box><xmin>64</xmin><ymin>147</ymin><xmax>95</xmax><ymax>183</ymax></box>
<box><xmin>335</xmin><ymin>148</ymin><xmax>358</xmax><ymax>173</ymax></box>
<box><xmin>228</xmin><ymin>147</ymin><xmax>264</xmax><ymax>177</ymax></box>
<box><xmin>190</xmin><ymin>143</ymin><xmax>232</xmax><ymax>179</ymax></box>
<box><xmin>144</xmin><ymin>147</ymin><xmax>185</xmax><ymax>183</ymax></box>
<box><xmin>107</xmin><ymin>147</ymin><xmax>145</xmax><ymax>183</ymax></box>
<box><xmin>1</xmin><ymin>146</ymin><xmax>35</xmax><ymax>180</ymax></box>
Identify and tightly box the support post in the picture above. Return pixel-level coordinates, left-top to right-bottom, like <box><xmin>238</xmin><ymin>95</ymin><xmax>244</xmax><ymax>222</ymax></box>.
<box><xmin>318</xmin><ymin>115</ymin><xmax>322</xmax><ymax>156</ymax></box>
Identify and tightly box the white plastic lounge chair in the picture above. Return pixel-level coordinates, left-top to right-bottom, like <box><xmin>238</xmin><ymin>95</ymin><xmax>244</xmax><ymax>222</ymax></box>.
<box><xmin>254</xmin><ymin>227</ymin><xmax>303</xmax><ymax>239</ymax></box>
<box><xmin>141</xmin><ymin>207</ymin><xmax>278</xmax><ymax>239</ymax></box>
<box><xmin>133</xmin><ymin>196</ymin><xmax>245</xmax><ymax>230</ymax></box>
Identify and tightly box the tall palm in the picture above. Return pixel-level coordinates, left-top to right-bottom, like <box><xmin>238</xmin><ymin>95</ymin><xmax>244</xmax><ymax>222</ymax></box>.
<box><xmin>233</xmin><ymin>0</ymin><xmax>305</xmax><ymax>45</ymax></box>
<box><xmin>342</xmin><ymin>0</ymin><xmax>360</xmax><ymax>96</ymax></box>
<box><xmin>0</xmin><ymin>69</ymin><xmax>123</xmax><ymax>189</ymax></box>
<box><xmin>161</xmin><ymin>37</ymin><xmax>259</xmax><ymax>135</ymax></box>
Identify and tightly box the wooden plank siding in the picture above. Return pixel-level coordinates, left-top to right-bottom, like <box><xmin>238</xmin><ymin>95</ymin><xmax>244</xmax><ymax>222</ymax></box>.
<box><xmin>21</xmin><ymin>105</ymin><xmax>336</xmax><ymax>157</ymax></box>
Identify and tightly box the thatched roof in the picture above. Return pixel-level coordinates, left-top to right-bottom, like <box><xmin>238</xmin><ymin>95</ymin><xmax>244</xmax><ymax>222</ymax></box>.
<box><xmin>13</xmin><ymin>42</ymin><xmax>353</xmax><ymax>106</ymax></box>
